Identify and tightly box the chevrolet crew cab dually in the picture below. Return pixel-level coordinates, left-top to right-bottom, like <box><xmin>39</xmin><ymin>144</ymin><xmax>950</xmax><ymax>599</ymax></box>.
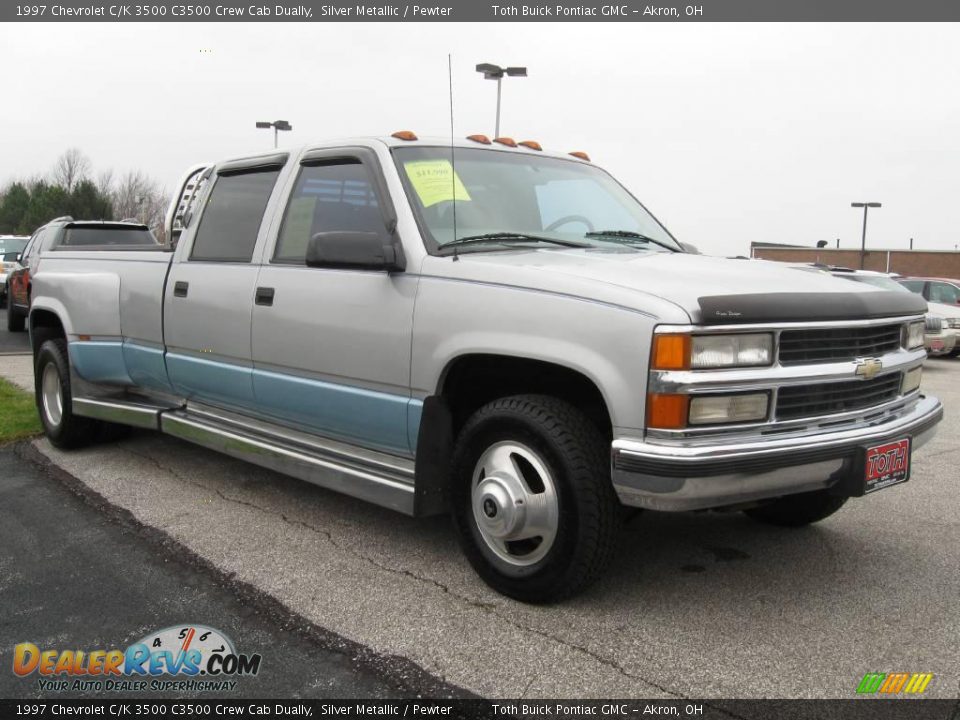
<box><xmin>27</xmin><ymin>134</ymin><xmax>943</xmax><ymax>602</ymax></box>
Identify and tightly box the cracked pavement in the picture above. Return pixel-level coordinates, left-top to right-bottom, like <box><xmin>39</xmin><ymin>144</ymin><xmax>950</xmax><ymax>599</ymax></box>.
<box><xmin>2</xmin><ymin>354</ymin><xmax>959</xmax><ymax>699</ymax></box>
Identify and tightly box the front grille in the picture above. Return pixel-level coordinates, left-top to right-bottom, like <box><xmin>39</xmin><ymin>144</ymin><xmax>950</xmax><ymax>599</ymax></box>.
<box><xmin>776</xmin><ymin>373</ymin><xmax>903</xmax><ymax>420</ymax></box>
<box><xmin>778</xmin><ymin>324</ymin><xmax>903</xmax><ymax>366</ymax></box>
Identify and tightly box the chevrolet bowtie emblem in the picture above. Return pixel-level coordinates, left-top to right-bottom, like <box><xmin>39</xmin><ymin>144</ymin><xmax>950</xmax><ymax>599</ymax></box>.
<box><xmin>855</xmin><ymin>358</ymin><xmax>883</xmax><ymax>380</ymax></box>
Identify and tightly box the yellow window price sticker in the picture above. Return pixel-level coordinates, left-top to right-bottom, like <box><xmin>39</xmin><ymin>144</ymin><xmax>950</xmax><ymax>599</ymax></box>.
<box><xmin>404</xmin><ymin>160</ymin><xmax>471</xmax><ymax>208</ymax></box>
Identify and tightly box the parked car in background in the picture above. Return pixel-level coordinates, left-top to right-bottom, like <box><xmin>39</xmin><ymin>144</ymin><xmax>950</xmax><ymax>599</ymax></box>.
<box><xmin>824</xmin><ymin>268</ymin><xmax>958</xmax><ymax>357</ymax></box>
<box><xmin>24</xmin><ymin>136</ymin><xmax>942</xmax><ymax>601</ymax></box>
<box><xmin>6</xmin><ymin>217</ymin><xmax>157</xmax><ymax>332</ymax></box>
<box><xmin>0</xmin><ymin>235</ymin><xmax>30</xmax><ymax>308</ymax></box>
<box><xmin>897</xmin><ymin>276</ymin><xmax>960</xmax><ymax>356</ymax></box>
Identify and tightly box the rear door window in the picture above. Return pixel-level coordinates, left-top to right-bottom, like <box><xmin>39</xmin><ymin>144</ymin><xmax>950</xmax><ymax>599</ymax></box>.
<box><xmin>191</xmin><ymin>168</ymin><xmax>281</xmax><ymax>262</ymax></box>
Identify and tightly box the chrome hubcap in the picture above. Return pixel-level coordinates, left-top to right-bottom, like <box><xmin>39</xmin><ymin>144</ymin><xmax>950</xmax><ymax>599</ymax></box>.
<box><xmin>41</xmin><ymin>362</ymin><xmax>63</xmax><ymax>427</ymax></box>
<box><xmin>471</xmin><ymin>441</ymin><xmax>558</xmax><ymax>567</ymax></box>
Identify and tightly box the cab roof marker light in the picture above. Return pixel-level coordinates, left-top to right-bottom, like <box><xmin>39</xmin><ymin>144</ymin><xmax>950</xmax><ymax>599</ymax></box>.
<box><xmin>519</xmin><ymin>140</ymin><xmax>542</xmax><ymax>151</ymax></box>
<box><xmin>569</xmin><ymin>151</ymin><xmax>591</xmax><ymax>161</ymax></box>
<box><xmin>493</xmin><ymin>137</ymin><xmax>518</xmax><ymax>147</ymax></box>
<box><xmin>391</xmin><ymin>130</ymin><xmax>418</xmax><ymax>141</ymax></box>
<box><xmin>467</xmin><ymin>134</ymin><xmax>492</xmax><ymax>144</ymax></box>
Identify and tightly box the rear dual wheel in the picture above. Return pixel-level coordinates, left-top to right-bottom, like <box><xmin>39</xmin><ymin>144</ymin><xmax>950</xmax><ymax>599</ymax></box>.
<box><xmin>451</xmin><ymin>395</ymin><xmax>620</xmax><ymax>603</ymax></box>
<box><xmin>34</xmin><ymin>339</ymin><xmax>129</xmax><ymax>448</ymax></box>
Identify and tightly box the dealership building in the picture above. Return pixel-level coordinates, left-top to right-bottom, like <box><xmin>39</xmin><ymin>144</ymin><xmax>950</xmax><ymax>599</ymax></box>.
<box><xmin>750</xmin><ymin>242</ymin><xmax>960</xmax><ymax>278</ymax></box>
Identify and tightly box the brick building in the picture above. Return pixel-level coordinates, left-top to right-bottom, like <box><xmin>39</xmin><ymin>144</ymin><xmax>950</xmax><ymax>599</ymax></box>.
<box><xmin>750</xmin><ymin>243</ymin><xmax>960</xmax><ymax>279</ymax></box>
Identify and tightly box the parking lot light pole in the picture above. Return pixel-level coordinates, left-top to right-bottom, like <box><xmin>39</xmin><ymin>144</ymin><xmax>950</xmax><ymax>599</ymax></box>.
<box><xmin>475</xmin><ymin>63</ymin><xmax>527</xmax><ymax>138</ymax></box>
<box><xmin>851</xmin><ymin>201</ymin><xmax>881</xmax><ymax>269</ymax></box>
<box><xmin>256</xmin><ymin>120</ymin><xmax>292</xmax><ymax>148</ymax></box>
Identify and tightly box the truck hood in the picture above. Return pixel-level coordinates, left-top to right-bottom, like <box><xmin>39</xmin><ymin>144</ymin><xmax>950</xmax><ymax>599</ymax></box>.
<box><xmin>425</xmin><ymin>249</ymin><xmax>928</xmax><ymax>324</ymax></box>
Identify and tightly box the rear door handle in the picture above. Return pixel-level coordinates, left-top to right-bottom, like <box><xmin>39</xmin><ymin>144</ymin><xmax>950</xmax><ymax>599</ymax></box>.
<box><xmin>173</xmin><ymin>281</ymin><xmax>189</xmax><ymax>298</ymax></box>
<box><xmin>255</xmin><ymin>287</ymin><xmax>275</xmax><ymax>307</ymax></box>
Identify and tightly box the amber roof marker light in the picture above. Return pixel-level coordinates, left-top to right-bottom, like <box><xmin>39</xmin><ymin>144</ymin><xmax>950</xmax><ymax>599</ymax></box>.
<box><xmin>518</xmin><ymin>140</ymin><xmax>542</xmax><ymax>151</ymax></box>
<box><xmin>493</xmin><ymin>137</ymin><xmax>518</xmax><ymax>147</ymax></box>
<box><xmin>466</xmin><ymin>134</ymin><xmax>492</xmax><ymax>144</ymax></box>
<box><xmin>391</xmin><ymin>130</ymin><xmax>418</xmax><ymax>141</ymax></box>
<box><xmin>476</xmin><ymin>62</ymin><xmax>527</xmax><ymax>138</ymax></box>
<box><xmin>569</xmin><ymin>151</ymin><xmax>591</xmax><ymax>162</ymax></box>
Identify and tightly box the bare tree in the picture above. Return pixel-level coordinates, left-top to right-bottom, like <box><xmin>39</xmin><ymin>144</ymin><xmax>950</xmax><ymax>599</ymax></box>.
<box><xmin>96</xmin><ymin>168</ymin><xmax>114</xmax><ymax>197</ymax></box>
<box><xmin>111</xmin><ymin>170</ymin><xmax>168</xmax><ymax>241</ymax></box>
<box><xmin>52</xmin><ymin>148</ymin><xmax>92</xmax><ymax>192</ymax></box>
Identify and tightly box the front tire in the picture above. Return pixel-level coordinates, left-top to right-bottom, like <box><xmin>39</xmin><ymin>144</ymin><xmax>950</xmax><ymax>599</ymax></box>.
<box><xmin>743</xmin><ymin>489</ymin><xmax>847</xmax><ymax>527</ymax></box>
<box><xmin>451</xmin><ymin>395</ymin><xmax>620</xmax><ymax>603</ymax></box>
<box><xmin>34</xmin><ymin>339</ymin><xmax>100</xmax><ymax>449</ymax></box>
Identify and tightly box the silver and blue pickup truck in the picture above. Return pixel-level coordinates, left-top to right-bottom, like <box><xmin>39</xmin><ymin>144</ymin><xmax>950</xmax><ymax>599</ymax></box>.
<box><xmin>27</xmin><ymin>134</ymin><xmax>943</xmax><ymax>601</ymax></box>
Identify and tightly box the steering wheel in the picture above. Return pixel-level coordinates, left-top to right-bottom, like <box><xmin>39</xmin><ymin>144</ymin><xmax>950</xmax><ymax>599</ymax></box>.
<box><xmin>545</xmin><ymin>215</ymin><xmax>595</xmax><ymax>232</ymax></box>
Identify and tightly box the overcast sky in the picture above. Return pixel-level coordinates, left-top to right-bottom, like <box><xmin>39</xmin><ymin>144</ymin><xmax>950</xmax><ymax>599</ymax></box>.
<box><xmin>2</xmin><ymin>22</ymin><xmax>958</xmax><ymax>257</ymax></box>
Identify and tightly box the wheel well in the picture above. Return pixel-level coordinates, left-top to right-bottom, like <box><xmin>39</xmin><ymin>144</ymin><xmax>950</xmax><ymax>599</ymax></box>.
<box><xmin>439</xmin><ymin>354</ymin><xmax>612</xmax><ymax>440</ymax></box>
<box><xmin>30</xmin><ymin>310</ymin><xmax>66</xmax><ymax>355</ymax></box>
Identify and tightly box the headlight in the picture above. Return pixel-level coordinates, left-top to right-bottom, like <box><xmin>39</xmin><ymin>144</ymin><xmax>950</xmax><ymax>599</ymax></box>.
<box><xmin>688</xmin><ymin>393</ymin><xmax>769</xmax><ymax>425</ymax></box>
<box><xmin>948</xmin><ymin>318</ymin><xmax>960</xmax><ymax>330</ymax></box>
<box><xmin>903</xmin><ymin>320</ymin><xmax>925</xmax><ymax>350</ymax></box>
<box><xmin>901</xmin><ymin>367</ymin><xmax>922</xmax><ymax>395</ymax></box>
<box><xmin>653</xmin><ymin>333</ymin><xmax>774</xmax><ymax>370</ymax></box>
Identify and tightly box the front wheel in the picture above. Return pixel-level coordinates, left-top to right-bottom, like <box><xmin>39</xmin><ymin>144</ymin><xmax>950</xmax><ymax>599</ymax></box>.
<box><xmin>451</xmin><ymin>395</ymin><xmax>620</xmax><ymax>603</ymax></box>
<box><xmin>34</xmin><ymin>339</ymin><xmax>100</xmax><ymax>449</ymax></box>
<box><xmin>743</xmin><ymin>489</ymin><xmax>847</xmax><ymax>527</ymax></box>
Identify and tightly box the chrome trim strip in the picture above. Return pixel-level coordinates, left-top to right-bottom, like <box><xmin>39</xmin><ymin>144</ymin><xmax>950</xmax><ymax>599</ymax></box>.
<box><xmin>160</xmin><ymin>411</ymin><xmax>415</xmax><ymax>515</ymax></box>
<box><xmin>654</xmin><ymin>314</ymin><xmax>924</xmax><ymax>334</ymax></box>
<box><xmin>72</xmin><ymin>397</ymin><xmax>163</xmax><ymax>430</ymax></box>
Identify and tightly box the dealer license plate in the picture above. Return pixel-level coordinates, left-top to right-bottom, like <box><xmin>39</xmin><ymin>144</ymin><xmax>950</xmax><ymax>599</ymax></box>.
<box><xmin>864</xmin><ymin>438</ymin><xmax>911</xmax><ymax>494</ymax></box>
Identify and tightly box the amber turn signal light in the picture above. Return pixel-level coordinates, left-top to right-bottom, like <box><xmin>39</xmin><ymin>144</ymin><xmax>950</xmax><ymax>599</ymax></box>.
<box><xmin>646</xmin><ymin>393</ymin><xmax>689</xmax><ymax>430</ymax></box>
<box><xmin>652</xmin><ymin>334</ymin><xmax>691</xmax><ymax>371</ymax></box>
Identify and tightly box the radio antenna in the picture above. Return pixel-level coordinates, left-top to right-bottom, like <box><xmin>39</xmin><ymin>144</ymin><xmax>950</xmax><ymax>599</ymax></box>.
<box><xmin>448</xmin><ymin>53</ymin><xmax>459</xmax><ymax>259</ymax></box>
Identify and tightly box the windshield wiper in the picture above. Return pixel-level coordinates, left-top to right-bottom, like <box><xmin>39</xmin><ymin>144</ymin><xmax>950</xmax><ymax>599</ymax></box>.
<box><xmin>440</xmin><ymin>232</ymin><xmax>591</xmax><ymax>252</ymax></box>
<box><xmin>584</xmin><ymin>230</ymin><xmax>679</xmax><ymax>253</ymax></box>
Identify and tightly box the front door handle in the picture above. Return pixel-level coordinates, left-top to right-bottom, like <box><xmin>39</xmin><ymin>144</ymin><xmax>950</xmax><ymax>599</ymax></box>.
<box><xmin>255</xmin><ymin>287</ymin><xmax>275</xmax><ymax>307</ymax></box>
<box><xmin>173</xmin><ymin>281</ymin><xmax>189</xmax><ymax>298</ymax></box>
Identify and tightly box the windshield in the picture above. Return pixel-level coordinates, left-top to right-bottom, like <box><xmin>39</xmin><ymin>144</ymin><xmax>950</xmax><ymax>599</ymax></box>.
<box><xmin>838</xmin><ymin>274</ymin><xmax>911</xmax><ymax>293</ymax></box>
<box><xmin>393</xmin><ymin>146</ymin><xmax>681</xmax><ymax>253</ymax></box>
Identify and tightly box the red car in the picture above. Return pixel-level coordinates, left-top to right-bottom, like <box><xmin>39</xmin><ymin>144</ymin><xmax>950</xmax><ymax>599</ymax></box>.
<box><xmin>6</xmin><ymin>217</ymin><xmax>157</xmax><ymax>332</ymax></box>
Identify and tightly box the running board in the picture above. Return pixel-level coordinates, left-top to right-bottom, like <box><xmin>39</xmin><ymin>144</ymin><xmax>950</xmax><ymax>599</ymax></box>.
<box><xmin>73</xmin><ymin>397</ymin><xmax>168</xmax><ymax>430</ymax></box>
<box><xmin>160</xmin><ymin>411</ymin><xmax>416</xmax><ymax>515</ymax></box>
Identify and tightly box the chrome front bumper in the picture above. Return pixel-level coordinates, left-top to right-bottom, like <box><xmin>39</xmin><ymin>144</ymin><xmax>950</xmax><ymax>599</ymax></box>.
<box><xmin>611</xmin><ymin>394</ymin><xmax>943</xmax><ymax>512</ymax></box>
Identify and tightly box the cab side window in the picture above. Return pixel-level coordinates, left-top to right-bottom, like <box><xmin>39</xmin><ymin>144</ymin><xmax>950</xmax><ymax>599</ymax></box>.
<box><xmin>191</xmin><ymin>168</ymin><xmax>281</xmax><ymax>262</ymax></box>
<box><xmin>274</xmin><ymin>161</ymin><xmax>386</xmax><ymax>263</ymax></box>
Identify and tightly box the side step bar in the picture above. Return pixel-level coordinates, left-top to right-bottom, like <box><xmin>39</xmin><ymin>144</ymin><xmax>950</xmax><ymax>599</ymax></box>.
<box><xmin>72</xmin><ymin>396</ymin><xmax>416</xmax><ymax>515</ymax></box>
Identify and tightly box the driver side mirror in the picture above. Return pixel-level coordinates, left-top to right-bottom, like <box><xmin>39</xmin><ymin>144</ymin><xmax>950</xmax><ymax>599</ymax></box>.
<box><xmin>305</xmin><ymin>232</ymin><xmax>405</xmax><ymax>272</ymax></box>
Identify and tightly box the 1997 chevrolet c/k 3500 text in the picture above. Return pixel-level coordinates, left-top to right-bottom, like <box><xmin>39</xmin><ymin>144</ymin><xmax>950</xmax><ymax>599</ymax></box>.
<box><xmin>28</xmin><ymin>134</ymin><xmax>943</xmax><ymax>601</ymax></box>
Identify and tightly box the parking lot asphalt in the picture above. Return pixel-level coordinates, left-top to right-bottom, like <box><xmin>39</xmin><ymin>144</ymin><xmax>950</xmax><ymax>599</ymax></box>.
<box><xmin>1</xmin><ymin>353</ymin><xmax>958</xmax><ymax>702</ymax></box>
<box><xmin>0</xmin><ymin>308</ymin><xmax>30</xmax><ymax>354</ymax></box>
<box><xmin>0</xmin><ymin>444</ymin><xmax>468</xmax><ymax>700</ymax></box>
